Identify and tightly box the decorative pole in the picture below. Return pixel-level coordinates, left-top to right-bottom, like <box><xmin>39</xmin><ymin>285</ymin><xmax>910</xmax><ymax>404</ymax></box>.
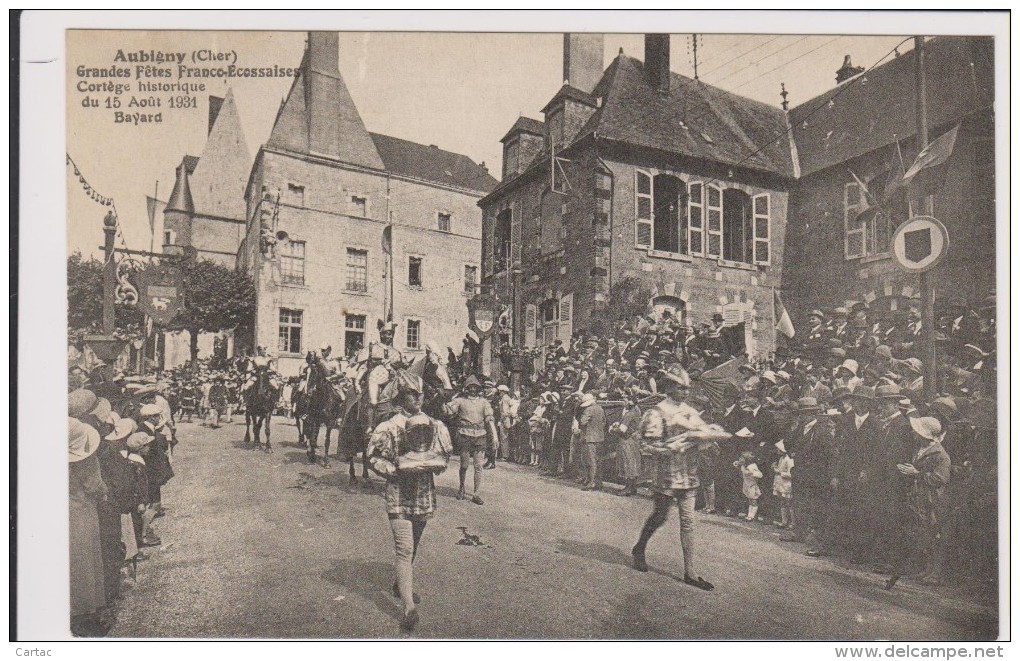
<box><xmin>914</xmin><ymin>35</ymin><xmax>937</xmax><ymax>399</ymax></box>
<box><xmin>103</xmin><ymin>210</ymin><xmax>117</xmax><ymax>335</ymax></box>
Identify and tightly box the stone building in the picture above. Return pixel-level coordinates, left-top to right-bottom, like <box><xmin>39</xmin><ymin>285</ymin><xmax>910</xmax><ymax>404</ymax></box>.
<box><xmin>238</xmin><ymin>32</ymin><xmax>497</xmax><ymax>376</ymax></box>
<box><xmin>480</xmin><ymin>34</ymin><xmax>996</xmax><ymax>369</ymax></box>
<box><xmin>160</xmin><ymin>89</ymin><xmax>253</xmax><ymax>367</ymax></box>
<box><xmin>479</xmin><ymin>34</ymin><xmax>795</xmax><ymax>365</ymax></box>
<box><xmin>162</xmin><ymin>89</ymin><xmax>252</xmax><ymax>266</ymax></box>
<box><xmin>784</xmin><ymin>36</ymin><xmax>995</xmax><ymax>326</ymax></box>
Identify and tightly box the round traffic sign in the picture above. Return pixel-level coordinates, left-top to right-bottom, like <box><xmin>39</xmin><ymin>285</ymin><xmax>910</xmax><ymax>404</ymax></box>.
<box><xmin>891</xmin><ymin>215</ymin><xmax>949</xmax><ymax>273</ymax></box>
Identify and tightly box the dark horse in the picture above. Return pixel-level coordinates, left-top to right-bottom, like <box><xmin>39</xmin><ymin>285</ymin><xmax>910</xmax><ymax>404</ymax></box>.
<box><xmin>243</xmin><ymin>366</ymin><xmax>282</xmax><ymax>452</ymax></box>
<box><xmin>336</xmin><ymin>347</ymin><xmax>453</xmax><ymax>486</ymax></box>
<box><xmin>303</xmin><ymin>356</ymin><xmax>347</xmax><ymax>468</ymax></box>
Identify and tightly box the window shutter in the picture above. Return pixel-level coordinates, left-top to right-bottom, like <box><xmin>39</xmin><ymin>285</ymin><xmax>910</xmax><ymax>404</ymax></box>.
<box><xmin>688</xmin><ymin>182</ymin><xmax>704</xmax><ymax>256</ymax></box>
<box><xmin>752</xmin><ymin>193</ymin><xmax>771</xmax><ymax>265</ymax></box>
<box><xmin>558</xmin><ymin>293</ymin><xmax>573</xmax><ymax>344</ymax></box>
<box><xmin>844</xmin><ymin>183</ymin><xmax>865</xmax><ymax>259</ymax></box>
<box><xmin>635</xmin><ymin>170</ymin><xmax>653</xmax><ymax>248</ymax></box>
<box><xmin>511</xmin><ymin>206</ymin><xmax>522</xmax><ymax>264</ymax></box>
<box><xmin>525</xmin><ymin>304</ymin><xmax>537</xmax><ymax>348</ymax></box>
<box><xmin>706</xmin><ymin>184</ymin><xmax>723</xmax><ymax>258</ymax></box>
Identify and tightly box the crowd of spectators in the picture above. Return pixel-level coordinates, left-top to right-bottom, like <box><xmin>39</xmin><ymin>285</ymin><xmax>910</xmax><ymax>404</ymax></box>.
<box><xmin>67</xmin><ymin>368</ymin><xmax>178</xmax><ymax>636</ymax></box>
<box><xmin>473</xmin><ymin>294</ymin><xmax>997</xmax><ymax>588</ymax></box>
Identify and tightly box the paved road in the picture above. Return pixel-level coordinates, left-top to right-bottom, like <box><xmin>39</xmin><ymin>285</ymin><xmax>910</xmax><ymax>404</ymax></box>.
<box><xmin>109</xmin><ymin>418</ymin><xmax>998</xmax><ymax>640</ymax></box>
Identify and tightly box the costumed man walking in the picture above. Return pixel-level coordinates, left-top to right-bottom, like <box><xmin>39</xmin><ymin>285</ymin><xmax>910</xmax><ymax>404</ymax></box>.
<box><xmin>443</xmin><ymin>375</ymin><xmax>498</xmax><ymax>505</ymax></box>
<box><xmin>365</xmin><ymin>373</ymin><xmax>453</xmax><ymax>632</ymax></box>
<box><xmin>630</xmin><ymin>364</ymin><xmax>732</xmax><ymax>591</ymax></box>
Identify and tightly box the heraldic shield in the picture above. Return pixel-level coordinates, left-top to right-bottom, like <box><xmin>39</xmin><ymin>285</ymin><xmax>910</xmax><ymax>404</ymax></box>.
<box><xmin>467</xmin><ymin>293</ymin><xmax>501</xmax><ymax>340</ymax></box>
<box><xmin>138</xmin><ymin>262</ymin><xmax>184</xmax><ymax>326</ymax></box>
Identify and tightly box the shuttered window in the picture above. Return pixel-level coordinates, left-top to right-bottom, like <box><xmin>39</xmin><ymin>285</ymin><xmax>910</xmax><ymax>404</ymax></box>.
<box><xmin>524</xmin><ymin>304</ymin><xmax>538</xmax><ymax>348</ymax></box>
<box><xmin>752</xmin><ymin>193</ymin><xmax>771</xmax><ymax>265</ymax></box>
<box><xmin>688</xmin><ymin>182</ymin><xmax>704</xmax><ymax>256</ymax></box>
<box><xmin>844</xmin><ymin>182</ymin><xmax>865</xmax><ymax>259</ymax></box>
<box><xmin>558</xmin><ymin>293</ymin><xmax>573</xmax><ymax>345</ymax></box>
<box><xmin>706</xmin><ymin>184</ymin><xmax>723</xmax><ymax>258</ymax></box>
<box><xmin>635</xmin><ymin>170</ymin><xmax>653</xmax><ymax>248</ymax></box>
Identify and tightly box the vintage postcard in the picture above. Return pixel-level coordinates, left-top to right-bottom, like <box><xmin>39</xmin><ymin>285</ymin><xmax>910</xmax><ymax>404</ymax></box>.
<box><xmin>16</xmin><ymin>10</ymin><xmax>1009</xmax><ymax>646</ymax></box>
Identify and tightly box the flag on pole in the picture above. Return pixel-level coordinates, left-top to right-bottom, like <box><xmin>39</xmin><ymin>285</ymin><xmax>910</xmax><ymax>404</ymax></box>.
<box><xmin>774</xmin><ymin>289</ymin><xmax>795</xmax><ymax>338</ymax></box>
<box><xmin>881</xmin><ymin>139</ymin><xmax>908</xmax><ymax>204</ymax></box>
<box><xmin>899</xmin><ymin>124</ymin><xmax>960</xmax><ymax>197</ymax></box>
<box><xmin>849</xmin><ymin>169</ymin><xmax>882</xmax><ymax>228</ymax></box>
<box><xmin>381</xmin><ymin>223</ymin><xmax>392</xmax><ymax>254</ymax></box>
<box><xmin>146</xmin><ymin>196</ymin><xmax>166</xmax><ymax>234</ymax></box>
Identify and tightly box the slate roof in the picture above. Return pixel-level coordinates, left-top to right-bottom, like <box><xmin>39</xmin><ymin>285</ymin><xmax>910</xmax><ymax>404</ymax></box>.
<box><xmin>790</xmin><ymin>36</ymin><xmax>994</xmax><ymax>177</ymax></box>
<box><xmin>370</xmin><ymin>133</ymin><xmax>498</xmax><ymax>194</ymax></box>
<box><xmin>500</xmin><ymin>116</ymin><xmax>545</xmax><ymax>143</ymax></box>
<box><xmin>586</xmin><ymin>55</ymin><xmax>796</xmax><ymax>178</ymax></box>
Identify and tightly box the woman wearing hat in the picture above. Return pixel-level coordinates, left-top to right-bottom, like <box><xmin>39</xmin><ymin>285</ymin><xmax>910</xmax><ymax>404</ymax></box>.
<box><xmin>69</xmin><ymin>418</ymin><xmax>110</xmax><ymax>636</ymax></box>
<box><xmin>612</xmin><ymin>394</ymin><xmax>644</xmax><ymax>497</ymax></box>
<box><xmin>885</xmin><ymin>417</ymin><xmax>952</xmax><ymax>589</ymax></box>
<box><xmin>366</xmin><ymin>374</ymin><xmax>452</xmax><ymax>632</ymax></box>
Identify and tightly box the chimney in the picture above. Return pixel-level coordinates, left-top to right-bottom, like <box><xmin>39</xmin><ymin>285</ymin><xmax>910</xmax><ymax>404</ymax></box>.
<box><xmin>208</xmin><ymin>95</ymin><xmax>224</xmax><ymax>135</ymax></box>
<box><xmin>563</xmin><ymin>33</ymin><xmax>604</xmax><ymax>95</ymax></box>
<box><xmin>835</xmin><ymin>55</ymin><xmax>865</xmax><ymax>84</ymax></box>
<box><xmin>307</xmin><ymin>31</ymin><xmax>341</xmax><ymax>156</ymax></box>
<box><xmin>644</xmin><ymin>34</ymin><xmax>671</xmax><ymax>93</ymax></box>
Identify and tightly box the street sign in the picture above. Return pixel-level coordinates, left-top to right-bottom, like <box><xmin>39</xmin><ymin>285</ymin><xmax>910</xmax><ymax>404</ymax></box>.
<box><xmin>467</xmin><ymin>293</ymin><xmax>501</xmax><ymax>340</ymax></box>
<box><xmin>138</xmin><ymin>262</ymin><xmax>184</xmax><ymax>326</ymax></box>
<box><xmin>891</xmin><ymin>215</ymin><xmax>949</xmax><ymax>273</ymax></box>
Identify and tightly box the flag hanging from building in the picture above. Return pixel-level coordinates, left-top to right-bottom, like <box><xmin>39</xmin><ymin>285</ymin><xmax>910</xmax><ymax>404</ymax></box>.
<box><xmin>898</xmin><ymin>124</ymin><xmax>960</xmax><ymax>198</ymax></box>
<box><xmin>774</xmin><ymin>290</ymin><xmax>795</xmax><ymax>338</ymax></box>
<box><xmin>381</xmin><ymin>224</ymin><xmax>393</xmax><ymax>254</ymax></box>
<box><xmin>881</xmin><ymin>139</ymin><xmax>908</xmax><ymax>204</ymax></box>
<box><xmin>849</xmin><ymin>170</ymin><xmax>882</xmax><ymax>227</ymax></box>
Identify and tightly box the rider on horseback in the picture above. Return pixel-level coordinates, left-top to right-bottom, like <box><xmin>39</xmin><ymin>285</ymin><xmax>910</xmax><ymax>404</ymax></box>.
<box><xmin>354</xmin><ymin>321</ymin><xmax>405</xmax><ymax>431</ymax></box>
<box><xmin>241</xmin><ymin>346</ymin><xmax>282</xmax><ymax>396</ymax></box>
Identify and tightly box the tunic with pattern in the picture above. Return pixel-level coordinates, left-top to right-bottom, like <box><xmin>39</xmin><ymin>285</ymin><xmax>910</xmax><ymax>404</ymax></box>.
<box><xmin>640</xmin><ymin>398</ymin><xmax>710</xmax><ymax>492</ymax></box>
<box><xmin>366</xmin><ymin>411</ymin><xmax>453</xmax><ymax>519</ymax></box>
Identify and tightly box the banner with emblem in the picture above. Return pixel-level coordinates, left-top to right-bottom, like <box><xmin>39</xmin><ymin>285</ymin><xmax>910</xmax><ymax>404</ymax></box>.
<box><xmin>138</xmin><ymin>261</ymin><xmax>184</xmax><ymax>326</ymax></box>
<box><xmin>467</xmin><ymin>293</ymin><xmax>501</xmax><ymax>340</ymax></box>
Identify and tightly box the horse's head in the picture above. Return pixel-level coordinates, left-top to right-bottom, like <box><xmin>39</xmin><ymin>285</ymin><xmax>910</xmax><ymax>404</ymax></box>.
<box><xmin>422</xmin><ymin>346</ymin><xmax>453</xmax><ymax>392</ymax></box>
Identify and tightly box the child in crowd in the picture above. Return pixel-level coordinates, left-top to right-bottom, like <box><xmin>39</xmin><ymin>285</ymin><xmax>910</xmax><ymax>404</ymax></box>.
<box><xmin>734</xmin><ymin>451</ymin><xmax>763</xmax><ymax>521</ymax></box>
<box><xmin>772</xmin><ymin>440</ymin><xmax>794</xmax><ymax>528</ymax></box>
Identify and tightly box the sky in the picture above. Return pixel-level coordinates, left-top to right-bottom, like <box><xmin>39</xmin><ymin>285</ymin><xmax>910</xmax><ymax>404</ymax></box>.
<box><xmin>66</xmin><ymin>30</ymin><xmax>912</xmax><ymax>259</ymax></box>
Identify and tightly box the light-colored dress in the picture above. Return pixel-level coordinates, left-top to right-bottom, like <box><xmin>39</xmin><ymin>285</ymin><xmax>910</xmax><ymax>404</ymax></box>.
<box><xmin>773</xmin><ymin>455</ymin><xmax>794</xmax><ymax>498</ymax></box>
<box><xmin>741</xmin><ymin>463</ymin><xmax>763</xmax><ymax>499</ymax></box>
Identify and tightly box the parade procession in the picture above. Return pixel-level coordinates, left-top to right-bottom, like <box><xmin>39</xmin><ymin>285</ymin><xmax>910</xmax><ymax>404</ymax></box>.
<box><xmin>48</xmin><ymin>21</ymin><xmax>1004</xmax><ymax>643</ymax></box>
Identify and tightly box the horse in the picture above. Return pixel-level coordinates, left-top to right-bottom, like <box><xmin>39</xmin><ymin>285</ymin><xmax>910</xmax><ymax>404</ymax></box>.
<box><xmin>243</xmin><ymin>366</ymin><xmax>281</xmax><ymax>452</ymax></box>
<box><xmin>336</xmin><ymin>346</ymin><xmax>453</xmax><ymax>486</ymax></box>
<box><xmin>302</xmin><ymin>357</ymin><xmax>347</xmax><ymax>468</ymax></box>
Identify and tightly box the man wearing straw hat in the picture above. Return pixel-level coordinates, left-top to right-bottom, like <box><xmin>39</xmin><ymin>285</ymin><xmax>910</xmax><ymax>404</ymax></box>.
<box><xmin>864</xmin><ymin>384</ymin><xmax>916</xmax><ymax>574</ymax></box>
<box><xmin>630</xmin><ymin>364</ymin><xmax>732</xmax><ymax>591</ymax></box>
<box><xmin>786</xmin><ymin>397</ymin><xmax>837</xmax><ymax>558</ymax></box>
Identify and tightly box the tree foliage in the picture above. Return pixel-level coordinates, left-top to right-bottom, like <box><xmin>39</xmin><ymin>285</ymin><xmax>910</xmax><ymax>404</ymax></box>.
<box><xmin>171</xmin><ymin>259</ymin><xmax>256</xmax><ymax>363</ymax></box>
<box><xmin>589</xmin><ymin>276</ymin><xmax>651</xmax><ymax>336</ymax></box>
<box><xmin>67</xmin><ymin>251</ymin><xmax>144</xmax><ymax>340</ymax></box>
